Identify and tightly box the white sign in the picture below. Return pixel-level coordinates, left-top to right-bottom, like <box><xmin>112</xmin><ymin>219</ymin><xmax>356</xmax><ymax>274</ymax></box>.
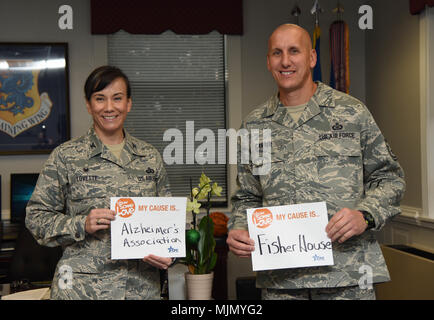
<box><xmin>247</xmin><ymin>201</ymin><xmax>334</xmax><ymax>271</ymax></box>
<box><xmin>110</xmin><ymin>197</ymin><xmax>186</xmax><ymax>260</ymax></box>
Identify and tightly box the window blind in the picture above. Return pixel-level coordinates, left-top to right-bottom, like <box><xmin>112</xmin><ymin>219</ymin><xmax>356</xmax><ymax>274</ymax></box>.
<box><xmin>108</xmin><ymin>30</ymin><xmax>227</xmax><ymax>204</ymax></box>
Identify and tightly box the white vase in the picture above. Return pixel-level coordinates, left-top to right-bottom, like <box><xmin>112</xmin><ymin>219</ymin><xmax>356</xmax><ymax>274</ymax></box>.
<box><xmin>184</xmin><ymin>272</ymin><xmax>214</xmax><ymax>300</ymax></box>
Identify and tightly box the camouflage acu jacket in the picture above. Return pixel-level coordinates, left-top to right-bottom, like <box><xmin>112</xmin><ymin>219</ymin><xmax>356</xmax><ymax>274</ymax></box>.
<box><xmin>26</xmin><ymin>127</ymin><xmax>171</xmax><ymax>299</ymax></box>
<box><xmin>229</xmin><ymin>82</ymin><xmax>405</xmax><ymax>289</ymax></box>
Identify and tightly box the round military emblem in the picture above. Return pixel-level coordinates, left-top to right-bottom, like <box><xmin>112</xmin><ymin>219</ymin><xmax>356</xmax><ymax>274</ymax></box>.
<box><xmin>0</xmin><ymin>66</ymin><xmax>52</xmax><ymax>138</ymax></box>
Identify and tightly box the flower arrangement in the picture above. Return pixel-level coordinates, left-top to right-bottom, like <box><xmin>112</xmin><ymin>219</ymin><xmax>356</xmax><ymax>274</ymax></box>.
<box><xmin>182</xmin><ymin>173</ymin><xmax>222</xmax><ymax>274</ymax></box>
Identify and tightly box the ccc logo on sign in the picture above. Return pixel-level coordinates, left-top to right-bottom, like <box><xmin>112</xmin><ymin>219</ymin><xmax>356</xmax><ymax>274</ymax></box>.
<box><xmin>252</xmin><ymin>208</ymin><xmax>273</xmax><ymax>229</ymax></box>
<box><xmin>115</xmin><ymin>198</ymin><xmax>136</xmax><ymax>218</ymax></box>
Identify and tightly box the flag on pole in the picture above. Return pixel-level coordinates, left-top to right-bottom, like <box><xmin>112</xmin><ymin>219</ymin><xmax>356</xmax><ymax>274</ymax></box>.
<box><xmin>311</xmin><ymin>0</ymin><xmax>323</xmax><ymax>82</ymax></box>
<box><xmin>329</xmin><ymin>20</ymin><xmax>350</xmax><ymax>93</ymax></box>
<box><xmin>312</xmin><ymin>24</ymin><xmax>322</xmax><ymax>82</ymax></box>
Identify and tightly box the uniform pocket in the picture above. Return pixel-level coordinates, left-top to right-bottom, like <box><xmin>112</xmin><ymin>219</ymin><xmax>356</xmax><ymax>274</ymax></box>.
<box><xmin>251</xmin><ymin>158</ymin><xmax>284</xmax><ymax>175</ymax></box>
<box><xmin>56</xmin><ymin>255</ymin><xmax>103</xmax><ymax>275</ymax></box>
<box><xmin>314</xmin><ymin>140</ymin><xmax>363</xmax><ymax>198</ymax></box>
<box><xmin>251</xmin><ymin>158</ymin><xmax>286</xmax><ymax>201</ymax></box>
<box><xmin>68</xmin><ymin>195</ymin><xmax>108</xmax><ymax>216</ymax></box>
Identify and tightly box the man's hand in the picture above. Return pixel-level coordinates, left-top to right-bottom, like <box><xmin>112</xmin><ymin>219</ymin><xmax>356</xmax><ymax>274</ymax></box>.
<box><xmin>326</xmin><ymin>208</ymin><xmax>368</xmax><ymax>243</ymax></box>
<box><xmin>85</xmin><ymin>208</ymin><xmax>116</xmax><ymax>234</ymax></box>
<box><xmin>227</xmin><ymin>229</ymin><xmax>255</xmax><ymax>258</ymax></box>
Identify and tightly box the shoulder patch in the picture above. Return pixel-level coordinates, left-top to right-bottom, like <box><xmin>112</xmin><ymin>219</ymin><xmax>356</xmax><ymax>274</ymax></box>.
<box><xmin>385</xmin><ymin>139</ymin><xmax>398</xmax><ymax>161</ymax></box>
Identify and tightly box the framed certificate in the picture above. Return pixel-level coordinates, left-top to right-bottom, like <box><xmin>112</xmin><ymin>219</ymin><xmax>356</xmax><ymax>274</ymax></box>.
<box><xmin>0</xmin><ymin>43</ymin><xmax>70</xmax><ymax>154</ymax></box>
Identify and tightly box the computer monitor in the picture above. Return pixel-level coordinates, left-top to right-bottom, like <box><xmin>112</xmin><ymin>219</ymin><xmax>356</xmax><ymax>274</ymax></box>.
<box><xmin>0</xmin><ymin>174</ymin><xmax>2</xmax><ymax>217</ymax></box>
<box><xmin>0</xmin><ymin>174</ymin><xmax>2</xmax><ymax>221</ymax></box>
<box><xmin>0</xmin><ymin>175</ymin><xmax>2</xmax><ymax>246</ymax></box>
<box><xmin>10</xmin><ymin>173</ymin><xmax>39</xmax><ymax>224</ymax></box>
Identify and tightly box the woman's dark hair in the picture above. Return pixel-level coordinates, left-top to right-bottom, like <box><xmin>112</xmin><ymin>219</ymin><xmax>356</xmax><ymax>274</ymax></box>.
<box><xmin>84</xmin><ymin>66</ymin><xmax>131</xmax><ymax>101</ymax></box>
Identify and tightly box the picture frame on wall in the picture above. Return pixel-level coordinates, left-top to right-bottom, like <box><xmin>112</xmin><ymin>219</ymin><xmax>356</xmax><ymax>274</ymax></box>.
<box><xmin>0</xmin><ymin>43</ymin><xmax>70</xmax><ymax>154</ymax></box>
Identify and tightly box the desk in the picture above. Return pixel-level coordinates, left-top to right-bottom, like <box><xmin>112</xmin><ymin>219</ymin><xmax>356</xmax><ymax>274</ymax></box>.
<box><xmin>0</xmin><ymin>283</ymin><xmax>10</xmax><ymax>297</ymax></box>
<box><xmin>1</xmin><ymin>284</ymin><xmax>51</xmax><ymax>300</ymax></box>
<box><xmin>0</xmin><ymin>280</ymin><xmax>51</xmax><ymax>298</ymax></box>
<box><xmin>0</xmin><ymin>220</ymin><xmax>20</xmax><ymax>282</ymax></box>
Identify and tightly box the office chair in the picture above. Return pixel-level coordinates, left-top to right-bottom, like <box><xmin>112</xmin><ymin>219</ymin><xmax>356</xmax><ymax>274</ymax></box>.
<box><xmin>236</xmin><ymin>276</ymin><xmax>262</xmax><ymax>300</ymax></box>
<box><xmin>6</xmin><ymin>226</ymin><xmax>62</xmax><ymax>288</ymax></box>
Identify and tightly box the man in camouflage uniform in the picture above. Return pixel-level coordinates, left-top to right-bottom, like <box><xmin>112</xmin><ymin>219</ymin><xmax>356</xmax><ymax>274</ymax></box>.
<box><xmin>227</xmin><ymin>24</ymin><xmax>405</xmax><ymax>300</ymax></box>
<box><xmin>26</xmin><ymin>66</ymin><xmax>172</xmax><ymax>299</ymax></box>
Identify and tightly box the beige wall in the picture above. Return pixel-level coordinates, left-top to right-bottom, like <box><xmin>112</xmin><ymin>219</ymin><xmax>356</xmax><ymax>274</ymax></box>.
<box><xmin>0</xmin><ymin>0</ymin><xmax>107</xmax><ymax>219</ymax></box>
<box><xmin>241</xmin><ymin>0</ymin><xmax>367</xmax><ymax>118</ymax></box>
<box><xmin>366</xmin><ymin>0</ymin><xmax>422</xmax><ymax>208</ymax></box>
<box><xmin>0</xmin><ymin>0</ymin><xmax>431</xmax><ymax>300</ymax></box>
<box><xmin>364</xmin><ymin>0</ymin><xmax>433</xmax><ymax>270</ymax></box>
<box><xmin>0</xmin><ymin>0</ymin><xmax>369</xmax><ymax>220</ymax></box>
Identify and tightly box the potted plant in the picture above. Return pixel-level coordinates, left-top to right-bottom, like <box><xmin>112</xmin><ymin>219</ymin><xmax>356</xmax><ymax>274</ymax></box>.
<box><xmin>181</xmin><ymin>173</ymin><xmax>222</xmax><ymax>300</ymax></box>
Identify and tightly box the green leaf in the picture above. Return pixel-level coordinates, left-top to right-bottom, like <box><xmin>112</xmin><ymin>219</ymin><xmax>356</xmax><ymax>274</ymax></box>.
<box><xmin>207</xmin><ymin>252</ymin><xmax>218</xmax><ymax>273</ymax></box>
<box><xmin>183</xmin><ymin>173</ymin><xmax>220</xmax><ymax>274</ymax></box>
<box><xmin>196</xmin><ymin>215</ymin><xmax>216</xmax><ymax>274</ymax></box>
<box><xmin>182</xmin><ymin>247</ymin><xmax>195</xmax><ymax>266</ymax></box>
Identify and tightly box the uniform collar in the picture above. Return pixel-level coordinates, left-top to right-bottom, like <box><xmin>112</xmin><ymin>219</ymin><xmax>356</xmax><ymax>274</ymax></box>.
<box><xmin>263</xmin><ymin>82</ymin><xmax>335</xmax><ymax>129</ymax></box>
<box><xmin>312</xmin><ymin>81</ymin><xmax>336</xmax><ymax>108</ymax></box>
<box><xmin>86</xmin><ymin>127</ymin><xmax>145</xmax><ymax>162</ymax></box>
<box><xmin>123</xmin><ymin>131</ymin><xmax>148</xmax><ymax>157</ymax></box>
<box><xmin>87</xmin><ymin>127</ymin><xmax>104</xmax><ymax>158</ymax></box>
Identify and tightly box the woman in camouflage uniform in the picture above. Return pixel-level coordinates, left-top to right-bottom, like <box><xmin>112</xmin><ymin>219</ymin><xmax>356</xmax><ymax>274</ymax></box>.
<box><xmin>26</xmin><ymin>66</ymin><xmax>173</xmax><ymax>299</ymax></box>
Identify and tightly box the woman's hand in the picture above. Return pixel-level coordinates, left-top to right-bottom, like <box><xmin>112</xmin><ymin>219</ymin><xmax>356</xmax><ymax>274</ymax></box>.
<box><xmin>143</xmin><ymin>254</ymin><xmax>174</xmax><ymax>270</ymax></box>
<box><xmin>85</xmin><ymin>208</ymin><xmax>116</xmax><ymax>234</ymax></box>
